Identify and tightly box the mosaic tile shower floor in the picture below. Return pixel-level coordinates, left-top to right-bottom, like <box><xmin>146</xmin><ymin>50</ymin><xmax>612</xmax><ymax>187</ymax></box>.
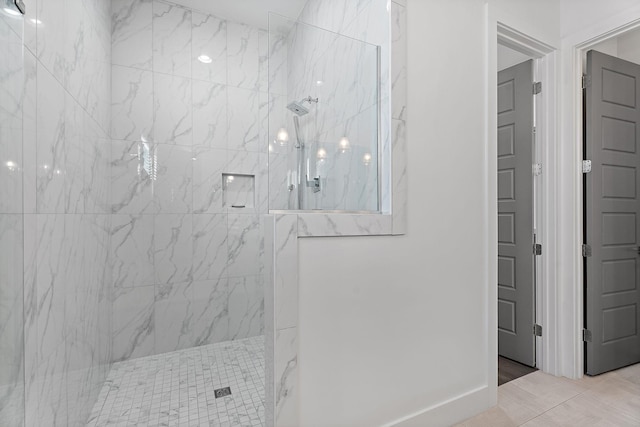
<box><xmin>87</xmin><ymin>336</ymin><xmax>264</xmax><ymax>427</ymax></box>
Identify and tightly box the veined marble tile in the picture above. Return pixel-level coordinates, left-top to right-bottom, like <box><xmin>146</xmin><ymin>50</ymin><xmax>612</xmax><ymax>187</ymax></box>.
<box><xmin>228</xmin><ymin>213</ymin><xmax>261</xmax><ymax>277</ymax></box>
<box><xmin>111</xmin><ymin>65</ymin><xmax>153</xmax><ymax>142</ymax></box>
<box><xmin>0</xmin><ymin>214</ymin><xmax>24</xmax><ymax>402</ymax></box>
<box><xmin>84</xmin><ymin>0</ymin><xmax>112</xmax><ymax>134</ymax></box>
<box><xmin>111</xmin><ymin>214</ymin><xmax>155</xmax><ymax>288</ymax></box>
<box><xmin>23</xmin><ymin>0</ymin><xmax>37</xmax><ymax>55</ymax></box>
<box><xmin>78</xmin><ymin>0</ymin><xmax>112</xmax><ymax>134</ymax></box>
<box><xmin>193</xmin><ymin>213</ymin><xmax>228</xmax><ymax>281</ymax></box>
<box><xmin>112</xmin><ymin>286</ymin><xmax>155</xmax><ymax>362</ymax></box>
<box><xmin>22</xmin><ymin>214</ymin><xmax>37</xmax><ymax>427</ymax></box>
<box><xmin>355</xmin><ymin>42</ymin><xmax>380</xmax><ymax>114</ymax></box>
<box><xmin>152</xmin><ymin>1</ymin><xmax>191</xmax><ymax>78</ymax></box>
<box><xmin>298</xmin><ymin>0</ymin><xmax>357</xmax><ymax>36</ymax></box>
<box><xmin>36</xmin><ymin>0</ymin><xmax>67</xmax><ymax>87</ymax></box>
<box><xmin>192</xmin><ymin>146</ymin><xmax>226</xmax><ymax>213</ymax></box>
<box><xmin>263</xmin><ymin>215</ymin><xmax>275</xmax><ymax>427</ymax></box>
<box><xmin>63</xmin><ymin>93</ymin><xmax>86</xmax><ymax>214</ymax></box>
<box><xmin>154</xmin><ymin>282</ymin><xmax>193</xmax><ymax>353</ymax></box>
<box><xmin>380</xmin><ymin>95</ymin><xmax>392</xmax><ymax>214</ymax></box>
<box><xmin>266</xmin><ymin>32</ymin><xmax>288</xmax><ymax>96</ymax></box>
<box><xmin>274</xmin><ymin>215</ymin><xmax>298</xmax><ymax>331</ymax></box>
<box><xmin>259</xmin><ymin>92</ymin><xmax>279</xmax><ymax>157</ymax></box>
<box><xmin>228</xmin><ymin>275</ymin><xmax>264</xmax><ymax>340</ymax></box>
<box><xmin>36</xmin><ymin>63</ymin><xmax>65</xmax><ymax>214</ymax></box>
<box><xmin>274</xmin><ymin>327</ymin><xmax>298</xmax><ymax>426</ymax></box>
<box><xmin>0</xmin><ymin>19</ymin><xmax>23</xmax><ymax>215</ymax></box>
<box><xmin>154</xmin><ymin>213</ymin><xmax>193</xmax><ymax>285</ymax></box>
<box><xmin>110</xmin><ymin>140</ymin><xmax>157</xmax><ymax>215</ymax></box>
<box><xmin>391</xmin><ymin>2</ymin><xmax>406</xmax><ymax>121</ymax></box>
<box><xmin>267</xmin><ymin>150</ymin><xmax>293</xmax><ymax>211</ymax></box>
<box><xmin>84</xmin><ymin>126</ymin><xmax>111</xmax><ymax>214</ymax></box>
<box><xmin>154</xmin><ymin>143</ymin><xmax>193</xmax><ymax>213</ymax></box>
<box><xmin>298</xmin><ymin>212</ymin><xmax>392</xmax><ymax>236</ymax></box>
<box><xmin>34</xmin><ymin>214</ymin><xmax>69</xmax><ymax>427</ymax></box>
<box><xmin>64</xmin><ymin>0</ymin><xmax>89</xmax><ymax>115</ymax></box>
<box><xmin>191</xmin><ymin>279</ymin><xmax>229</xmax><ymax>346</ymax></box>
<box><xmin>153</xmin><ymin>73</ymin><xmax>192</xmax><ymax>146</ymax></box>
<box><xmin>228</xmin><ymin>86</ymin><xmax>261</xmax><ymax>152</ymax></box>
<box><xmin>192</xmin><ymin>12</ymin><xmax>227</xmax><ymax>84</ymax></box>
<box><xmin>65</xmin><ymin>215</ymin><xmax>106</xmax><ymax>427</ymax></box>
<box><xmin>112</xmin><ymin>0</ymin><xmax>153</xmax><ymax>70</ymax></box>
<box><xmin>259</xmin><ymin>29</ymin><xmax>269</xmax><ymax>93</ymax></box>
<box><xmin>192</xmin><ymin>80</ymin><xmax>227</xmax><ymax>149</ymax></box>
<box><xmin>62</xmin><ymin>214</ymin><xmax>85</xmax><ymax>339</ymax></box>
<box><xmin>23</xmin><ymin>51</ymin><xmax>37</xmax><ymax>214</ymax></box>
<box><xmin>227</xmin><ymin>21</ymin><xmax>259</xmax><ymax>90</ymax></box>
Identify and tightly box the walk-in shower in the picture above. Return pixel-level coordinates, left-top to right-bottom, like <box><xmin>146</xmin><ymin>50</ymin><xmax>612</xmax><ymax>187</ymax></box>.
<box><xmin>0</xmin><ymin>0</ymin><xmax>388</xmax><ymax>424</ymax></box>
<box><xmin>268</xmin><ymin>14</ymin><xmax>381</xmax><ymax>212</ymax></box>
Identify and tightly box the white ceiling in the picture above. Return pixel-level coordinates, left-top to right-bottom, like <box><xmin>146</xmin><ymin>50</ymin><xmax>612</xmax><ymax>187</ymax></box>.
<box><xmin>170</xmin><ymin>0</ymin><xmax>308</xmax><ymax>29</ymax></box>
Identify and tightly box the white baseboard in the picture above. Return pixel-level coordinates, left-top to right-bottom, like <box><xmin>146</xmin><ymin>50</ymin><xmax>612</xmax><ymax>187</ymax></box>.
<box><xmin>381</xmin><ymin>386</ymin><xmax>492</xmax><ymax>427</ymax></box>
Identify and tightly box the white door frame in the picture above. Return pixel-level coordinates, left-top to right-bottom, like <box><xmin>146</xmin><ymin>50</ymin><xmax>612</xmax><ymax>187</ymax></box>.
<box><xmin>560</xmin><ymin>5</ymin><xmax>640</xmax><ymax>380</ymax></box>
<box><xmin>487</xmin><ymin>5</ymin><xmax>559</xmax><ymax>383</ymax></box>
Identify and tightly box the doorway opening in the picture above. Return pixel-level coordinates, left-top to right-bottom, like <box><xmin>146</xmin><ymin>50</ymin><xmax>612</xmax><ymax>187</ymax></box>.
<box><xmin>582</xmin><ymin>29</ymin><xmax>640</xmax><ymax>376</ymax></box>
<box><xmin>497</xmin><ymin>43</ymin><xmax>540</xmax><ymax>383</ymax></box>
<box><xmin>493</xmin><ymin>23</ymin><xmax>556</xmax><ymax>384</ymax></box>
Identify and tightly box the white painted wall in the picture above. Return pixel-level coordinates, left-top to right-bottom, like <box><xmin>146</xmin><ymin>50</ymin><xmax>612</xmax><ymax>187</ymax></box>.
<box><xmin>561</xmin><ymin>0</ymin><xmax>640</xmax><ymax>39</ymax></box>
<box><xmin>296</xmin><ymin>0</ymin><xmax>561</xmax><ymax>426</ymax></box>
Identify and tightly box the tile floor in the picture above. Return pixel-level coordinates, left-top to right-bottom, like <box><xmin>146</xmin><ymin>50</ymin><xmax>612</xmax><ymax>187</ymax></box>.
<box><xmin>87</xmin><ymin>336</ymin><xmax>265</xmax><ymax>427</ymax></box>
<box><xmin>457</xmin><ymin>362</ymin><xmax>640</xmax><ymax>426</ymax></box>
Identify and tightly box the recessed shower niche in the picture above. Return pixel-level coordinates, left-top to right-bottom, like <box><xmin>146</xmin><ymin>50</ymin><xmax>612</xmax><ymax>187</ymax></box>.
<box><xmin>223</xmin><ymin>173</ymin><xmax>255</xmax><ymax>209</ymax></box>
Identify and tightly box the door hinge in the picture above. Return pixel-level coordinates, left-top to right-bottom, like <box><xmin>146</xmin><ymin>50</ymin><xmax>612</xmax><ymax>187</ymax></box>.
<box><xmin>533</xmin><ymin>163</ymin><xmax>542</xmax><ymax>176</ymax></box>
<box><xmin>582</xmin><ymin>160</ymin><xmax>592</xmax><ymax>173</ymax></box>
<box><xmin>533</xmin><ymin>324</ymin><xmax>543</xmax><ymax>337</ymax></box>
<box><xmin>582</xmin><ymin>244</ymin><xmax>592</xmax><ymax>257</ymax></box>
<box><xmin>534</xmin><ymin>243</ymin><xmax>542</xmax><ymax>256</ymax></box>
<box><xmin>583</xmin><ymin>328</ymin><xmax>592</xmax><ymax>342</ymax></box>
<box><xmin>533</xmin><ymin>81</ymin><xmax>542</xmax><ymax>95</ymax></box>
<box><xmin>582</xmin><ymin>74</ymin><xmax>591</xmax><ymax>89</ymax></box>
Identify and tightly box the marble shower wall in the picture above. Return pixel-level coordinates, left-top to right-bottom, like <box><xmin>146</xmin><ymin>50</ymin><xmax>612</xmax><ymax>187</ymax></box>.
<box><xmin>265</xmin><ymin>2</ymin><xmax>403</xmax><ymax>425</ymax></box>
<box><xmin>1</xmin><ymin>0</ymin><xmax>114</xmax><ymax>426</ymax></box>
<box><xmin>0</xmin><ymin>10</ymin><xmax>25</xmax><ymax>427</ymax></box>
<box><xmin>268</xmin><ymin>0</ymin><xmax>388</xmax><ymax>211</ymax></box>
<box><xmin>110</xmin><ymin>0</ymin><xmax>266</xmax><ymax>362</ymax></box>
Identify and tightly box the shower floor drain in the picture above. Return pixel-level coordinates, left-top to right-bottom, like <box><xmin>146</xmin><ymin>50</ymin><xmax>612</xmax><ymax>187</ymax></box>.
<box><xmin>214</xmin><ymin>387</ymin><xmax>232</xmax><ymax>398</ymax></box>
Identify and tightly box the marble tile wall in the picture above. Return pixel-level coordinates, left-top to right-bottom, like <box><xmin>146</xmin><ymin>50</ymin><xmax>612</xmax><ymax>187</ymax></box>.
<box><xmin>0</xmin><ymin>0</ymin><xmax>114</xmax><ymax>426</ymax></box>
<box><xmin>268</xmin><ymin>0</ymin><xmax>388</xmax><ymax>212</ymax></box>
<box><xmin>0</xmin><ymin>8</ymin><xmax>25</xmax><ymax>425</ymax></box>
<box><xmin>265</xmin><ymin>1</ymin><xmax>406</xmax><ymax>426</ymax></box>
<box><xmin>110</xmin><ymin>0</ymin><xmax>266</xmax><ymax>362</ymax></box>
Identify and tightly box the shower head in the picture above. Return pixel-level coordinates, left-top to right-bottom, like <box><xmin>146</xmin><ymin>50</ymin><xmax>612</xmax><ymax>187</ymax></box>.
<box><xmin>286</xmin><ymin>100</ymin><xmax>310</xmax><ymax>116</ymax></box>
<box><xmin>286</xmin><ymin>96</ymin><xmax>319</xmax><ymax>116</ymax></box>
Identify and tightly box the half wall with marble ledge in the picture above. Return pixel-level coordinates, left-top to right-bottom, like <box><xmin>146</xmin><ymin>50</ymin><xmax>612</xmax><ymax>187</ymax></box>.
<box><xmin>263</xmin><ymin>1</ymin><xmax>407</xmax><ymax>426</ymax></box>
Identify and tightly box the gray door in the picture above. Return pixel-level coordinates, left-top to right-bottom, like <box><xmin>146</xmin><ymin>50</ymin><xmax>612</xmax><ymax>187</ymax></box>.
<box><xmin>498</xmin><ymin>59</ymin><xmax>536</xmax><ymax>367</ymax></box>
<box><xmin>584</xmin><ymin>50</ymin><xmax>640</xmax><ymax>376</ymax></box>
